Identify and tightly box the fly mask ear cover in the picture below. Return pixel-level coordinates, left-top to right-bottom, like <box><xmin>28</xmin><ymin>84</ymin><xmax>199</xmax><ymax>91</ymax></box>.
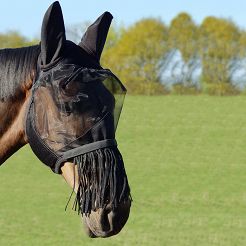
<box><xmin>26</xmin><ymin>63</ymin><xmax>131</xmax><ymax>214</ymax></box>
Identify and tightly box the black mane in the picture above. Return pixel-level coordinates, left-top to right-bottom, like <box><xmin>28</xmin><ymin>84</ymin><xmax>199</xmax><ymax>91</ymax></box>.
<box><xmin>0</xmin><ymin>45</ymin><xmax>40</xmax><ymax>101</ymax></box>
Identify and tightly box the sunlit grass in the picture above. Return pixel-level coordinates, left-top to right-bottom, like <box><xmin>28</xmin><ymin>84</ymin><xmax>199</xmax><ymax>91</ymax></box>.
<box><xmin>1</xmin><ymin>95</ymin><xmax>246</xmax><ymax>245</ymax></box>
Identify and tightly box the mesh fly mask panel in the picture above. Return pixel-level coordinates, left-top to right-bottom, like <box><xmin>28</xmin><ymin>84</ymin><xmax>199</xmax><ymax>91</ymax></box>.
<box><xmin>26</xmin><ymin>63</ymin><xmax>131</xmax><ymax>214</ymax></box>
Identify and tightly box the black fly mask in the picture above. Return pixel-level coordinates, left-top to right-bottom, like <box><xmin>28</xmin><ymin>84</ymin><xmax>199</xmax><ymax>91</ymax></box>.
<box><xmin>25</xmin><ymin>2</ymin><xmax>131</xmax><ymax>215</ymax></box>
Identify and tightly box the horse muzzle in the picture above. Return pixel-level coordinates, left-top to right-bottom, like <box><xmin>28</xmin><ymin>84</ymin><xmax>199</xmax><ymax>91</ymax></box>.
<box><xmin>82</xmin><ymin>199</ymin><xmax>131</xmax><ymax>238</ymax></box>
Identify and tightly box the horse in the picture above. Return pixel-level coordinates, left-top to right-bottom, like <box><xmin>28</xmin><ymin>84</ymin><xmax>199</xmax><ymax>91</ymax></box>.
<box><xmin>0</xmin><ymin>1</ymin><xmax>131</xmax><ymax>238</ymax></box>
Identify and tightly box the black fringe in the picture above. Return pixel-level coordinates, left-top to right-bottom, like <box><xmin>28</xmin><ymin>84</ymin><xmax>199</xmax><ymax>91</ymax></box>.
<box><xmin>72</xmin><ymin>147</ymin><xmax>131</xmax><ymax>215</ymax></box>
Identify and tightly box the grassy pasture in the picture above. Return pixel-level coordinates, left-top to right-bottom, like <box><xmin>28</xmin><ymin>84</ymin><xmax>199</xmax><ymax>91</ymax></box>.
<box><xmin>1</xmin><ymin>95</ymin><xmax>246</xmax><ymax>245</ymax></box>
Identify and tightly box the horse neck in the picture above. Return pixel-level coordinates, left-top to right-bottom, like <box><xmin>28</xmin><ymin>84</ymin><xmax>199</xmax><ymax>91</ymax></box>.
<box><xmin>0</xmin><ymin>45</ymin><xmax>40</xmax><ymax>165</ymax></box>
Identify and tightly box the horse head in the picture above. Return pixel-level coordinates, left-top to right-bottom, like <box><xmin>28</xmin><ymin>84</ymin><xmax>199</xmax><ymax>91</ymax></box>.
<box><xmin>0</xmin><ymin>1</ymin><xmax>131</xmax><ymax>238</ymax></box>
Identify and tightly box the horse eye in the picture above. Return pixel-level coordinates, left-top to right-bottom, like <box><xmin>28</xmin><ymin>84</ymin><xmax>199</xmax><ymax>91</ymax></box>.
<box><xmin>60</xmin><ymin>80</ymin><xmax>88</xmax><ymax>98</ymax></box>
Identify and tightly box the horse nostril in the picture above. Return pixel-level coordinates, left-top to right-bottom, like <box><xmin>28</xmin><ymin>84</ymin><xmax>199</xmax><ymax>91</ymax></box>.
<box><xmin>82</xmin><ymin>200</ymin><xmax>131</xmax><ymax>238</ymax></box>
<box><xmin>101</xmin><ymin>200</ymin><xmax>131</xmax><ymax>235</ymax></box>
<box><xmin>99</xmin><ymin>208</ymin><xmax>111</xmax><ymax>232</ymax></box>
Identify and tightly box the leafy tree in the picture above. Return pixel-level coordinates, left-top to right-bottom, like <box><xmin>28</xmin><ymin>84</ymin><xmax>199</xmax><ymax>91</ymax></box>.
<box><xmin>199</xmin><ymin>17</ymin><xmax>240</xmax><ymax>94</ymax></box>
<box><xmin>102</xmin><ymin>18</ymin><xmax>168</xmax><ymax>94</ymax></box>
<box><xmin>0</xmin><ymin>31</ymin><xmax>38</xmax><ymax>48</ymax></box>
<box><xmin>167</xmin><ymin>13</ymin><xmax>200</xmax><ymax>92</ymax></box>
<box><xmin>104</xmin><ymin>25</ymin><xmax>126</xmax><ymax>51</ymax></box>
<box><xmin>168</xmin><ymin>12</ymin><xmax>198</xmax><ymax>62</ymax></box>
<box><xmin>238</xmin><ymin>31</ymin><xmax>246</xmax><ymax>58</ymax></box>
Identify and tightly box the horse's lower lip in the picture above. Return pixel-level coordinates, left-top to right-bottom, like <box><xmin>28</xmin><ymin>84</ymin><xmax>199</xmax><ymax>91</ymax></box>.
<box><xmin>87</xmin><ymin>229</ymin><xmax>115</xmax><ymax>238</ymax></box>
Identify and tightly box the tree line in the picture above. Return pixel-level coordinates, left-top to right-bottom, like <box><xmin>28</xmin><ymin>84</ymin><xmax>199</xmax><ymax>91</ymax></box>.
<box><xmin>102</xmin><ymin>13</ymin><xmax>246</xmax><ymax>95</ymax></box>
<box><xmin>2</xmin><ymin>13</ymin><xmax>246</xmax><ymax>95</ymax></box>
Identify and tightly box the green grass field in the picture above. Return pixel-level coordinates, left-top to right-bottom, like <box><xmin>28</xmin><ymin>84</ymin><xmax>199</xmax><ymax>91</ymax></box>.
<box><xmin>1</xmin><ymin>95</ymin><xmax>246</xmax><ymax>245</ymax></box>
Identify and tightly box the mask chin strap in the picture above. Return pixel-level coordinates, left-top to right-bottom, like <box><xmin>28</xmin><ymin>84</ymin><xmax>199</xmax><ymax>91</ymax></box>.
<box><xmin>55</xmin><ymin>139</ymin><xmax>117</xmax><ymax>173</ymax></box>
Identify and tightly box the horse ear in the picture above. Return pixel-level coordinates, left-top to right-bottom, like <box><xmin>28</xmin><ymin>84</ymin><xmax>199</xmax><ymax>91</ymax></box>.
<box><xmin>40</xmin><ymin>1</ymin><xmax>66</xmax><ymax>67</ymax></box>
<box><xmin>78</xmin><ymin>12</ymin><xmax>113</xmax><ymax>63</ymax></box>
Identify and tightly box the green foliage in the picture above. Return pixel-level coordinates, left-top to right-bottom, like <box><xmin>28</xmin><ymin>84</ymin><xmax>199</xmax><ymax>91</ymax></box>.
<box><xmin>172</xmin><ymin>84</ymin><xmax>201</xmax><ymax>95</ymax></box>
<box><xmin>103</xmin><ymin>25</ymin><xmax>126</xmax><ymax>51</ymax></box>
<box><xmin>168</xmin><ymin>12</ymin><xmax>198</xmax><ymax>62</ymax></box>
<box><xmin>102</xmin><ymin>18</ymin><xmax>169</xmax><ymax>95</ymax></box>
<box><xmin>101</xmin><ymin>13</ymin><xmax>246</xmax><ymax>96</ymax></box>
<box><xmin>199</xmin><ymin>17</ymin><xmax>241</xmax><ymax>91</ymax></box>
<box><xmin>167</xmin><ymin>13</ymin><xmax>200</xmax><ymax>90</ymax></box>
<box><xmin>203</xmin><ymin>82</ymin><xmax>240</xmax><ymax>96</ymax></box>
<box><xmin>238</xmin><ymin>31</ymin><xmax>246</xmax><ymax>58</ymax></box>
<box><xmin>0</xmin><ymin>31</ymin><xmax>38</xmax><ymax>48</ymax></box>
<box><xmin>125</xmin><ymin>80</ymin><xmax>169</xmax><ymax>95</ymax></box>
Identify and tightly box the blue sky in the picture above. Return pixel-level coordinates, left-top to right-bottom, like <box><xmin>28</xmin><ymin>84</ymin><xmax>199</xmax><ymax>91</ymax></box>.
<box><xmin>1</xmin><ymin>0</ymin><xmax>246</xmax><ymax>39</ymax></box>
